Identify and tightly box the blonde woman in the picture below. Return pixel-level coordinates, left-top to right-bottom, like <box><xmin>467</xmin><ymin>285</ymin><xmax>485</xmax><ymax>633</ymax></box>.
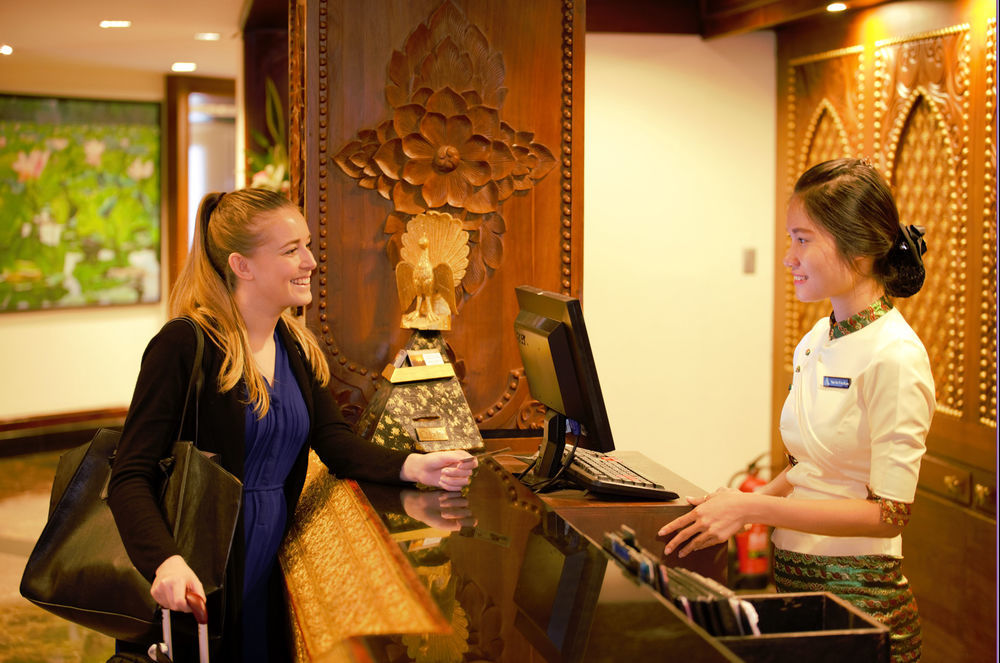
<box><xmin>110</xmin><ymin>189</ymin><xmax>476</xmax><ymax>661</ymax></box>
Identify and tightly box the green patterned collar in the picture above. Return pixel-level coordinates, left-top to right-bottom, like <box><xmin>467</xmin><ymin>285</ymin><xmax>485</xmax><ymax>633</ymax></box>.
<box><xmin>829</xmin><ymin>295</ymin><xmax>893</xmax><ymax>339</ymax></box>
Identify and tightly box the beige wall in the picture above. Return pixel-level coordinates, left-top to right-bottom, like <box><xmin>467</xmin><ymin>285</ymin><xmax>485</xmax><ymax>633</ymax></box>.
<box><xmin>584</xmin><ymin>32</ymin><xmax>776</xmax><ymax>492</ymax></box>
<box><xmin>0</xmin><ymin>61</ymin><xmax>168</xmax><ymax>419</ymax></box>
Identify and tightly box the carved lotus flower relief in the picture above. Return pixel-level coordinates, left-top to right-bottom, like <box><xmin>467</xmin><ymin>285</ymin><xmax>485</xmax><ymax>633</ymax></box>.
<box><xmin>333</xmin><ymin>1</ymin><xmax>555</xmax><ymax>299</ymax></box>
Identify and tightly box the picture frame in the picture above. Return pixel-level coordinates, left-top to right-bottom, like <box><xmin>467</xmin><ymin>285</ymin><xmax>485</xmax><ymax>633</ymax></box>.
<box><xmin>0</xmin><ymin>94</ymin><xmax>161</xmax><ymax>312</ymax></box>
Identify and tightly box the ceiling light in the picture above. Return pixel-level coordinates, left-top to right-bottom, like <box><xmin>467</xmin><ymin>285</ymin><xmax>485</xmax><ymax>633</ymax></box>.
<box><xmin>0</xmin><ymin>44</ymin><xmax>12</xmax><ymax>56</ymax></box>
<box><xmin>195</xmin><ymin>32</ymin><xmax>221</xmax><ymax>41</ymax></box>
<box><xmin>826</xmin><ymin>3</ymin><xmax>848</xmax><ymax>11</ymax></box>
<box><xmin>99</xmin><ymin>20</ymin><xmax>132</xmax><ymax>28</ymax></box>
<box><xmin>171</xmin><ymin>62</ymin><xmax>197</xmax><ymax>72</ymax></box>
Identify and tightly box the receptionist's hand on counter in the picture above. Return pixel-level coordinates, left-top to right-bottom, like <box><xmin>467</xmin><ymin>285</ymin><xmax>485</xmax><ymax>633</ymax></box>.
<box><xmin>658</xmin><ymin>487</ymin><xmax>751</xmax><ymax>558</ymax></box>
<box><xmin>401</xmin><ymin>490</ymin><xmax>476</xmax><ymax>531</ymax></box>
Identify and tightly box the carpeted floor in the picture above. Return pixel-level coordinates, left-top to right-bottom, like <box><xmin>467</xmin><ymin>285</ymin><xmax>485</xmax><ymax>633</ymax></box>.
<box><xmin>0</xmin><ymin>450</ymin><xmax>115</xmax><ymax>663</ymax></box>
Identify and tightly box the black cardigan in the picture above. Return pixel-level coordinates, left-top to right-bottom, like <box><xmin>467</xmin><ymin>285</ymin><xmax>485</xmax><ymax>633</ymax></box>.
<box><xmin>108</xmin><ymin>317</ymin><xmax>411</xmax><ymax>658</ymax></box>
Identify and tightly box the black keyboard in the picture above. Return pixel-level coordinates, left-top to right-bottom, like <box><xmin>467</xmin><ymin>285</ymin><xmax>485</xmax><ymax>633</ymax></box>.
<box><xmin>563</xmin><ymin>448</ymin><xmax>679</xmax><ymax>501</ymax></box>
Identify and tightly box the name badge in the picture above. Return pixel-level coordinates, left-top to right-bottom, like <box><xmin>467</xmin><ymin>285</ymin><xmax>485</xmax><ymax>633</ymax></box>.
<box><xmin>823</xmin><ymin>376</ymin><xmax>851</xmax><ymax>389</ymax></box>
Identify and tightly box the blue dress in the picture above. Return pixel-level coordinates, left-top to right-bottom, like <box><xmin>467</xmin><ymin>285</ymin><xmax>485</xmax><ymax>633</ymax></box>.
<box><xmin>241</xmin><ymin>332</ymin><xmax>309</xmax><ymax>659</ymax></box>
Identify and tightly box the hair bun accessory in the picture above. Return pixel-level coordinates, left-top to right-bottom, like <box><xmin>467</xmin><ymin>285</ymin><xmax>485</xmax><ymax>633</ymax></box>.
<box><xmin>902</xmin><ymin>224</ymin><xmax>927</xmax><ymax>257</ymax></box>
<box><xmin>886</xmin><ymin>224</ymin><xmax>927</xmax><ymax>297</ymax></box>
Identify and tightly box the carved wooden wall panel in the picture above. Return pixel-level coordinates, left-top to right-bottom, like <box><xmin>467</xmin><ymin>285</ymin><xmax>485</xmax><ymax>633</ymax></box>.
<box><xmin>774</xmin><ymin>5</ymin><xmax>996</xmax><ymax>661</ymax></box>
<box><xmin>874</xmin><ymin>26</ymin><xmax>971</xmax><ymax>420</ymax></box>
<box><xmin>781</xmin><ymin>48</ymin><xmax>863</xmax><ymax>371</ymax></box>
<box><xmin>778</xmin><ymin>17</ymin><xmax>995</xmax><ymax>451</ymax></box>
<box><xmin>290</xmin><ymin>0</ymin><xmax>582</xmax><ymax>429</ymax></box>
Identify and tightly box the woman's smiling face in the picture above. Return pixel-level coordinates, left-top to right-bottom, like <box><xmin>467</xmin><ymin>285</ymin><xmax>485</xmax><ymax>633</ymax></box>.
<box><xmin>239</xmin><ymin>206</ymin><xmax>317</xmax><ymax>314</ymax></box>
<box><xmin>783</xmin><ymin>197</ymin><xmax>866</xmax><ymax>318</ymax></box>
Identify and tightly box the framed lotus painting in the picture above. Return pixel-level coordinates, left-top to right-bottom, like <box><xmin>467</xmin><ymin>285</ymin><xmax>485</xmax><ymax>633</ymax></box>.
<box><xmin>0</xmin><ymin>94</ymin><xmax>161</xmax><ymax>312</ymax></box>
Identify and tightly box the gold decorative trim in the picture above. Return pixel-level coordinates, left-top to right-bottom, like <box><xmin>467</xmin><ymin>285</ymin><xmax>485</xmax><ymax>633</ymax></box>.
<box><xmin>288</xmin><ymin>0</ymin><xmax>305</xmax><ymax>208</ymax></box>
<box><xmin>856</xmin><ymin>53</ymin><xmax>866</xmax><ymax>158</ymax></box>
<box><xmin>789</xmin><ymin>45</ymin><xmax>865</xmax><ymax>67</ymax></box>
<box><xmin>785</xmin><ymin>64</ymin><xmax>798</xmax><ymax>192</ymax></box>
<box><xmin>784</xmin><ymin>62</ymin><xmax>799</xmax><ymax>371</ymax></box>
<box><xmin>312</xmin><ymin>0</ymin><xmax>368</xmax><ymax>389</ymax></box>
<box><xmin>559</xmin><ymin>0</ymin><xmax>576</xmax><ymax>295</ymax></box>
<box><xmin>981</xmin><ymin>17</ymin><xmax>997</xmax><ymax>429</ymax></box>
<box><xmin>875</xmin><ymin>23</ymin><xmax>971</xmax><ymax>48</ymax></box>
<box><xmin>282</xmin><ymin>453</ymin><xmax>451</xmax><ymax>660</ymax></box>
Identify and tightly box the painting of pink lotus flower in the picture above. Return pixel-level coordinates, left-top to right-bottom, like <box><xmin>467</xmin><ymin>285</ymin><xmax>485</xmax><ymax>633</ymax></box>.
<box><xmin>0</xmin><ymin>94</ymin><xmax>160</xmax><ymax>312</ymax></box>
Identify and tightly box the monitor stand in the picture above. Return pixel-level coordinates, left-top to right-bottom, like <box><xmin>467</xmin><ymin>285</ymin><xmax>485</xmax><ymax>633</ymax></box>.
<box><xmin>519</xmin><ymin>411</ymin><xmax>586</xmax><ymax>492</ymax></box>
<box><xmin>536</xmin><ymin>410</ymin><xmax>567</xmax><ymax>478</ymax></box>
<box><xmin>515</xmin><ymin>409</ymin><xmax>569</xmax><ymax>491</ymax></box>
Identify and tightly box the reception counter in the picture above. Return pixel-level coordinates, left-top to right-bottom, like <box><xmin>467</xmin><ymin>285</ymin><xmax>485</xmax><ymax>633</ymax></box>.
<box><xmin>279</xmin><ymin>447</ymin><xmax>739</xmax><ymax>662</ymax></box>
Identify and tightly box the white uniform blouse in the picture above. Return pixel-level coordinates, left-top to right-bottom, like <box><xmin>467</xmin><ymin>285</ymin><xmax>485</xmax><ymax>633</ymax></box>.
<box><xmin>772</xmin><ymin>305</ymin><xmax>935</xmax><ymax>557</ymax></box>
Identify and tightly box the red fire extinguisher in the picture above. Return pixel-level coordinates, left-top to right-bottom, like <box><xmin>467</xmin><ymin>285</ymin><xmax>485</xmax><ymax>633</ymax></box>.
<box><xmin>732</xmin><ymin>455</ymin><xmax>770</xmax><ymax>586</ymax></box>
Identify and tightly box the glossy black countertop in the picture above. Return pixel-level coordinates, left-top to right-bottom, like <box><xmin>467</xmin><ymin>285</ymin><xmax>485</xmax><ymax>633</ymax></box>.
<box><xmin>352</xmin><ymin>454</ymin><xmax>740</xmax><ymax>663</ymax></box>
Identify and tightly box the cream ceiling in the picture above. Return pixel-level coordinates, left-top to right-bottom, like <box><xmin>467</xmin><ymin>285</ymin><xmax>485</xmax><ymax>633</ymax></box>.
<box><xmin>0</xmin><ymin>0</ymin><xmax>244</xmax><ymax>78</ymax></box>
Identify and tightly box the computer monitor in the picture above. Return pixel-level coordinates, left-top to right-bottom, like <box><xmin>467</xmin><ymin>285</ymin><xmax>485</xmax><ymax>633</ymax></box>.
<box><xmin>513</xmin><ymin>286</ymin><xmax>615</xmax><ymax>479</ymax></box>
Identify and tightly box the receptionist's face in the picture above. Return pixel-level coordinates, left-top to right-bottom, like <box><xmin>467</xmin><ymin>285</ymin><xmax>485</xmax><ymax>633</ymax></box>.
<box><xmin>782</xmin><ymin>198</ymin><xmax>858</xmax><ymax>309</ymax></box>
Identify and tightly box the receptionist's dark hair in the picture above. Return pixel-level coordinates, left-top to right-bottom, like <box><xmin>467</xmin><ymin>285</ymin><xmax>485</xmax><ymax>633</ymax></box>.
<box><xmin>793</xmin><ymin>158</ymin><xmax>927</xmax><ymax>298</ymax></box>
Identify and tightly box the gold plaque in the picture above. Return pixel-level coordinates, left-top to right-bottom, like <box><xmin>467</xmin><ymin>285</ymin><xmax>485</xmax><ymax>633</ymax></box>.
<box><xmin>415</xmin><ymin>426</ymin><xmax>449</xmax><ymax>442</ymax></box>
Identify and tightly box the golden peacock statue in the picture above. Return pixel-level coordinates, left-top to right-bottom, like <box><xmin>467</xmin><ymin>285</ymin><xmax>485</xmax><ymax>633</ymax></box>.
<box><xmin>395</xmin><ymin>211</ymin><xmax>469</xmax><ymax>330</ymax></box>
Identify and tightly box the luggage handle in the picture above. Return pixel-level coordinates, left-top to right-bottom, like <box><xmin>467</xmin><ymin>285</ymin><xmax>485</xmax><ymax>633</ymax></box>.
<box><xmin>150</xmin><ymin>591</ymin><xmax>209</xmax><ymax>662</ymax></box>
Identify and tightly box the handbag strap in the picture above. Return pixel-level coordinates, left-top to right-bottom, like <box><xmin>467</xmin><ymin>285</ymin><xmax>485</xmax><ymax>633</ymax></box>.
<box><xmin>175</xmin><ymin>317</ymin><xmax>205</xmax><ymax>445</ymax></box>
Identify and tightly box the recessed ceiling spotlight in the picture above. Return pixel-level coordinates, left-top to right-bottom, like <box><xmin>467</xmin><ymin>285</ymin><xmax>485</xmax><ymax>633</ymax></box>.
<box><xmin>99</xmin><ymin>20</ymin><xmax>132</xmax><ymax>28</ymax></box>
<box><xmin>826</xmin><ymin>2</ymin><xmax>848</xmax><ymax>11</ymax></box>
<box><xmin>195</xmin><ymin>32</ymin><xmax>221</xmax><ymax>41</ymax></box>
<box><xmin>0</xmin><ymin>44</ymin><xmax>13</xmax><ymax>56</ymax></box>
<box><xmin>171</xmin><ymin>62</ymin><xmax>197</xmax><ymax>72</ymax></box>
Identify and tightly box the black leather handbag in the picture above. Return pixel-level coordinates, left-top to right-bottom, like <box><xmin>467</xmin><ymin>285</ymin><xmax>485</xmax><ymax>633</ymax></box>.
<box><xmin>19</xmin><ymin>318</ymin><xmax>242</xmax><ymax>644</ymax></box>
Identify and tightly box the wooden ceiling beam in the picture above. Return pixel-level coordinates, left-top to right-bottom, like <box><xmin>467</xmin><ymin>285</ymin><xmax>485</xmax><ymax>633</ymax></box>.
<box><xmin>699</xmin><ymin>0</ymin><xmax>890</xmax><ymax>38</ymax></box>
<box><xmin>587</xmin><ymin>0</ymin><xmax>702</xmax><ymax>34</ymax></box>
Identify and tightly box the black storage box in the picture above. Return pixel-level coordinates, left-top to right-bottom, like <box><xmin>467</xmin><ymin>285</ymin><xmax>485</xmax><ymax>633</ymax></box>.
<box><xmin>717</xmin><ymin>592</ymin><xmax>889</xmax><ymax>663</ymax></box>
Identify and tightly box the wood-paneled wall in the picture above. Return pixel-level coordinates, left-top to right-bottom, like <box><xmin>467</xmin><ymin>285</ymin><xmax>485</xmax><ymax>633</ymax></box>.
<box><xmin>772</xmin><ymin>2</ymin><xmax>996</xmax><ymax>661</ymax></box>
<box><xmin>289</xmin><ymin>0</ymin><xmax>583</xmax><ymax>429</ymax></box>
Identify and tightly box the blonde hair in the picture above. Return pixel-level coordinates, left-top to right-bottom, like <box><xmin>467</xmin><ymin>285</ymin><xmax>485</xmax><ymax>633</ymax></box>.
<box><xmin>169</xmin><ymin>189</ymin><xmax>330</xmax><ymax>417</ymax></box>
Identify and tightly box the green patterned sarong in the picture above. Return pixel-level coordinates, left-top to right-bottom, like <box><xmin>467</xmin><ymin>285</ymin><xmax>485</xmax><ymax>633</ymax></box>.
<box><xmin>773</xmin><ymin>549</ymin><xmax>921</xmax><ymax>662</ymax></box>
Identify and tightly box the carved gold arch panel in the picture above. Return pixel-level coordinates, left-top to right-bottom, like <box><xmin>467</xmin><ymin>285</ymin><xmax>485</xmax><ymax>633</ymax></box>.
<box><xmin>782</xmin><ymin>48</ymin><xmax>863</xmax><ymax>371</ymax></box>
<box><xmin>874</xmin><ymin>25</ymin><xmax>972</xmax><ymax>419</ymax></box>
<box><xmin>891</xmin><ymin>98</ymin><xmax>963</xmax><ymax>414</ymax></box>
<box><xmin>802</xmin><ymin>103</ymin><xmax>853</xmax><ymax>176</ymax></box>
<box><xmin>787</xmin><ymin>46</ymin><xmax>864</xmax><ymax>187</ymax></box>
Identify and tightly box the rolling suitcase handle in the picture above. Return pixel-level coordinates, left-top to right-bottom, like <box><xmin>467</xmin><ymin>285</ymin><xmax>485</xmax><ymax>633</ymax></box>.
<box><xmin>148</xmin><ymin>592</ymin><xmax>209</xmax><ymax>663</ymax></box>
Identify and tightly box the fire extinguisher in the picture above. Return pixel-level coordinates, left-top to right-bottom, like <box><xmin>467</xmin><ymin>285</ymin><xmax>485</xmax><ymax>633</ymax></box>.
<box><xmin>732</xmin><ymin>454</ymin><xmax>770</xmax><ymax>587</ymax></box>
